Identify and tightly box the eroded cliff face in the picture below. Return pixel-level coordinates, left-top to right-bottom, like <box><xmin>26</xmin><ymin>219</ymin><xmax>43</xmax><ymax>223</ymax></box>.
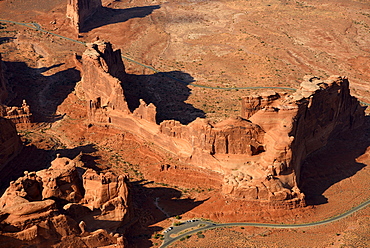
<box><xmin>78</xmin><ymin>40</ymin><xmax>129</xmax><ymax>123</ymax></box>
<box><xmin>66</xmin><ymin>0</ymin><xmax>102</xmax><ymax>32</ymax></box>
<box><xmin>290</xmin><ymin>76</ymin><xmax>364</xmax><ymax>183</ymax></box>
<box><xmin>0</xmin><ymin>155</ymin><xmax>131</xmax><ymax>247</ymax></box>
<box><xmin>75</xmin><ymin>40</ymin><xmax>364</xmax><ymax>206</ymax></box>
<box><xmin>240</xmin><ymin>75</ymin><xmax>364</xmax><ymax>200</ymax></box>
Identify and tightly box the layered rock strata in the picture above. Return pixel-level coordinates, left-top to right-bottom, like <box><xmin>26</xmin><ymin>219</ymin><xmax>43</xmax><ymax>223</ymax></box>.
<box><xmin>75</xmin><ymin>40</ymin><xmax>364</xmax><ymax>205</ymax></box>
<box><xmin>0</xmin><ymin>155</ymin><xmax>131</xmax><ymax>247</ymax></box>
<box><xmin>67</xmin><ymin>0</ymin><xmax>102</xmax><ymax>32</ymax></box>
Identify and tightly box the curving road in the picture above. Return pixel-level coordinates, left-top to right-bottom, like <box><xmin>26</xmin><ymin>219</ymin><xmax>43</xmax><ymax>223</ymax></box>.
<box><xmin>1</xmin><ymin>19</ymin><xmax>370</xmax><ymax>107</ymax></box>
<box><xmin>0</xmin><ymin>20</ymin><xmax>314</xmax><ymax>92</ymax></box>
<box><xmin>2</xmin><ymin>18</ymin><xmax>370</xmax><ymax>248</ymax></box>
<box><xmin>160</xmin><ymin>197</ymin><xmax>370</xmax><ymax>247</ymax></box>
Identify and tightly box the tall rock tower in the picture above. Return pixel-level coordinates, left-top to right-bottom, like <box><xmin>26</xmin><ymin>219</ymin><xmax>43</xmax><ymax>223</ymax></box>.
<box><xmin>66</xmin><ymin>0</ymin><xmax>102</xmax><ymax>32</ymax></box>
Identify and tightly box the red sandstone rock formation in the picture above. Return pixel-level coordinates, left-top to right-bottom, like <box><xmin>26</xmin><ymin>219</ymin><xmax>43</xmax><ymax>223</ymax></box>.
<box><xmin>0</xmin><ymin>99</ymin><xmax>32</xmax><ymax>124</ymax></box>
<box><xmin>75</xmin><ymin>40</ymin><xmax>364</xmax><ymax>206</ymax></box>
<box><xmin>67</xmin><ymin>0</ymin><xmax>102</xmax><ymax>32</ymax></box>
<box><xmin>238</xmin><ymin>75</ymin><xmax>364</xmax><ymax>199</ymax></box>
<box><xmin>0</xmin><ymin>155</ymin><xmax>131</xmax><ymax>247</ymax></box>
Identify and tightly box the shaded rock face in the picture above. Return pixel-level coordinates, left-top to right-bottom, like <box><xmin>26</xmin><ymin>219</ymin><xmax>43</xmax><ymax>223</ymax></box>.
<box><xmin>0</xmin><ymin>54</ymin><xmax>7</xmax><ymax>103</ymax></box>
<box><xmin>238</xmin><ymin>75</ymin><xmax>364</xmax><ymax>201</ymax></box>
<box><xmin>67</xmin><ymin>0</ymin><xmax>102</xmax><ymax>32</ymax></box>
<box><xmin>0</xmin><ymin>55</ymin><xmax>22</xmax><ymax>172</ymax></box>
<box><xmin>0</xmin><ymin>115</ymin><xmax>22</xmax><ymax>172</ymax></box>
<box><xmin>0</xmin><ymin>155</ymin><xmax>130</xmax><ymax>247</ymax></box>
<box><xmin>289</xmin><ymin>76</ymin><xmax>364</xmax><ymax>184</ymax></box>
<box><xmin>76</xmin><ymin>40</ymin><xmax>364</xmax><ymax>206</ymax></box>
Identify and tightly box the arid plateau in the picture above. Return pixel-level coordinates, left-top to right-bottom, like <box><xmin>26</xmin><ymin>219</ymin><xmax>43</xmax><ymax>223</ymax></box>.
<box><xmin>0</xmin><ymin>0</ymin><xmax>370</xmax><ymax>247</ymax></box>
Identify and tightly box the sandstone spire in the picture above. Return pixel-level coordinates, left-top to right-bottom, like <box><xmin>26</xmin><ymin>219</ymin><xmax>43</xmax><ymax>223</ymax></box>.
<box><xmin>66</xmin><ymin>0</ymin><xmax>102</xmax><ymax>32</ymax></box>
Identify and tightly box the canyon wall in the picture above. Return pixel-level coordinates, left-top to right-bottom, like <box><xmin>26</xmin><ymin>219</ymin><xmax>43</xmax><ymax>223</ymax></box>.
<box><xmin>0</xmin><ymin>155</ymin><xmax>131</xmax><ymax>247</ymax></box>
<box><xmin>0</xmin><ymin>55</ymin><xmax>22</xmax><ymax>172</ymax></box>
<box><xmin>75</xmin><ymin>40</ymin><xmax>365</xmax><ymax>205</ymax></box>
<box><xmin>0</xmin><ymin>54</ymin><xmax>7</xmax><ymax>103</ymax></box>
<box><xmin>66</xmin><ymin>0</ymin><xmax>102</xmax><ymax>32</ymax></box>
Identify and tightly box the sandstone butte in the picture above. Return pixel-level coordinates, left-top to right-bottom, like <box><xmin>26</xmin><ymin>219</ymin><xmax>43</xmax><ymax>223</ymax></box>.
<box><xmin>66</xmin><ymin>0</ymin><xmax>102</xmax><ymax>33</ymax></box>
<box><xmin>74</xmin><ymin>40</ymin><xmax>365</xmax><ymax>206</ymax></box>
<box><xmin>0</xmin><ymin>154</ymin><xmax>131</xmax><ymax>247</ymax></box>
<box><xmin>0</xmin><ymin>39</ymin><xmax>366</xmax><ymax>247</ymax></box>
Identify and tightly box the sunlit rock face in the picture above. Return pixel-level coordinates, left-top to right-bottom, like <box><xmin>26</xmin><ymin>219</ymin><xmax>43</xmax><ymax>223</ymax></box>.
<box><xmin>0</xmin><ymin>155</ymin><xmax>131</xmax><ymax>247</ymax></box>
<box><xmin>76</xmin><ymin>40</ymin><xmax>364</xmax><ymax>206</ymax></box>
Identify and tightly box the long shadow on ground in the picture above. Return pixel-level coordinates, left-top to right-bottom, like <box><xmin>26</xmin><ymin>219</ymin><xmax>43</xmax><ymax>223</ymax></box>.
<box><xmin>299</xmin><ymin>116</ymin><xmax>370</xmax><ymax>205</ymax></box>
<box><xmin>125</xmin><ymin>180</ymin><xmax>206</xmax><ymax>248</ymax></box>
<box><xmin>4</xmin><ymin>60</ymin><xmax>204</xmax><ymax>125</ymax></box>
<box><xmin>3</xmin><ymin>61</ymin><xmax>80</xmax><ymax>123</ymax></box>
<box><xmin>81</xmin><ymin>5</ymin><xmax>161</xmax><ymax>33</ymax></box>
<box><xmin>123</xmin><ymin>71</ymin><xmax>206</xmax><ymax>125</ymax></box>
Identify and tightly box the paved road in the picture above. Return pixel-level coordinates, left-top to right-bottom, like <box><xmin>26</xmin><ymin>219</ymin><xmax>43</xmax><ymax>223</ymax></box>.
<box><xmin>160</xmin><ymin>197</ymin><xmax>370</xmax><ymax>247</ymax></box>
<box><xmin>1</xmin><ymin>19</ymin><xmax>370</xmax><ymax>107</ymax></box>
<box><xmin>0</xmin><ymin>19</ymin><xmax>303</xmax><ymax>92</ymax></box>
<box><xmin>2</xmin><ymin>18</ymin><xmax>370</xmax><ymax>248</ymax></box>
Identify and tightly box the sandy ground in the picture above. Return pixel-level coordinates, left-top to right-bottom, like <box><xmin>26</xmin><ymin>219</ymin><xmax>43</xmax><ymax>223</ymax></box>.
<box><xmin>0</xmin><ymin>0</ymin><xmax>370</xmax><ymax>247</ymax></box>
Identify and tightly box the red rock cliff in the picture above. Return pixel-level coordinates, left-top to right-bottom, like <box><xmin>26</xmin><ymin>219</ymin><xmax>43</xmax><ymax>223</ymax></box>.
<box><xmin>75</xmin><ymin>41</ymin><xmax>364</xmax><ymax>205</ymax></box>
<box><xmin>240</xmin><ymin>75</ymin><xmax>364</xmax><ymax>200</ymax></box>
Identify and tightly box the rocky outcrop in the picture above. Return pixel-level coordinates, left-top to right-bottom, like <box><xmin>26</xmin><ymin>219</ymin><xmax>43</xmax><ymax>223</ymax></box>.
<box><xmin>67</xmin><ymin>0</ymin><xmax>102</xmax><ymax>32</ymax></box>
<box><xmin>0</xmin><ymin>155</ymin><xmax>131</xmax><ymax>247</ymax></box>
<box><xmin>80</xmin><ymin>40</ymin><xmax>129</xmax><ymax>123</ymax></box>
<box><xmin>235</xmin><ymin>75</ymin><xmax>365</xmax><ymax>200</ymax></box>
<box><xmin>75</xmin><ymin>40</ymin><xmax>364</xmax><ymax>206</ymax></box>
<box><xmin>0</xmin><ymin>99</ymin><xmax>32</xmax><ymax>124</ymax></box>
<box><xmin>160</xmin><ymin>117</ymin><xmax>265</xmax><ymax>155</ymax></box>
